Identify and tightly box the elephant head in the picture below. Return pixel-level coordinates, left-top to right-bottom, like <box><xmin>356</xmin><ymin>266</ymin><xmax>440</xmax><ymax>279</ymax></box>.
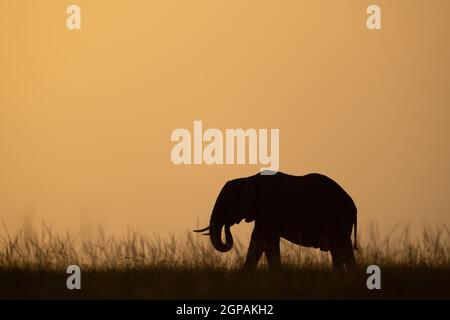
<box><xmin>194</xmin><ymin>178</ymin><xmax>256</xmax><ymax>252</ymax></box>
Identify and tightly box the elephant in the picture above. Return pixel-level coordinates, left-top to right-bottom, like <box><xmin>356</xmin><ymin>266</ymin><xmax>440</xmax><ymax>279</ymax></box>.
<box><xmin>194</xmin><ymin>172</ymin><xmax>358</xmax><ymax>270</ymax></box>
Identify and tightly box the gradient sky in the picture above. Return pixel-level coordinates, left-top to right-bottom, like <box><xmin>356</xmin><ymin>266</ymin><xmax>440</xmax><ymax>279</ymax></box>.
<box><xmin>1</xmin><ymin>1</ymin><xmax>449</xmax><ymax>241</ymax></box>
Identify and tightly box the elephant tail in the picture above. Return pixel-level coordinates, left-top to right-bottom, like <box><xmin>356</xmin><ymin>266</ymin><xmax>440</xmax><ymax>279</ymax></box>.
<box><xmin>353</xmin><ymin>213</ymin><xmax>358</xmax><ymax>250</ymax></box>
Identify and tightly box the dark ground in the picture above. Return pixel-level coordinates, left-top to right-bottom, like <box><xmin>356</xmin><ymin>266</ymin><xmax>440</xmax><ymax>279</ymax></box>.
<box><xmin>1</xmin><ymin>266</ymin><xmax>449</xmax><ymax>299</ymax></box>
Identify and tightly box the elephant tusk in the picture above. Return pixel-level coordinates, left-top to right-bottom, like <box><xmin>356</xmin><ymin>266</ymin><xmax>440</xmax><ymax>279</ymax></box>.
<box><xmin>193</xmin><ymin>224</ymin><xmax>212</xmax><ymax>233</ymax></box>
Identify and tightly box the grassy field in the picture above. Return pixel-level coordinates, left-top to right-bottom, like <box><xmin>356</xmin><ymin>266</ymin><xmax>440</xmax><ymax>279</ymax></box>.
<box><xmin>0</xmin><ymin>223</ymin><xmax>449</xmax><ymax>299</ymax></box>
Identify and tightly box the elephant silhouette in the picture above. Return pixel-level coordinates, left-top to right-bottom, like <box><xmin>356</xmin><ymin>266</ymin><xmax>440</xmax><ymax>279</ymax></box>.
<box><xmin>194</xmin><ymin>172</ymin><xmax>357</xmax><ymax>270</ymax></box>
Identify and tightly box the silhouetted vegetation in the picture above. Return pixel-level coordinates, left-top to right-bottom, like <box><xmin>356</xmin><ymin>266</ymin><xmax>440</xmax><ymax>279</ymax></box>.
<box><xmin>0</xmin><ymin>223</ymin><xmax>449</xmax><ymax>299</ymax></box>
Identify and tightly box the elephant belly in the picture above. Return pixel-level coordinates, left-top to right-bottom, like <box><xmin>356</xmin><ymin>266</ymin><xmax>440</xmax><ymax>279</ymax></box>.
<box><xmin>280</xmin><ymin>228</ymin><xmax>332</xmax><ymax>251</ymax></box>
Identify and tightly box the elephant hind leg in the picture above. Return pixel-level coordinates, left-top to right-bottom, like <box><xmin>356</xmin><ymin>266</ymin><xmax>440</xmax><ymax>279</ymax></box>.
<box><xmin>330</xmin><ymin>248</ymin><xmax>344</xmax><ymax>271</ymax></box>
<box><xmin>331</xmin><ymin>238</ymin><xmax>357</xmax><ymax>271</ymax></box>
<box><xmin>343</xmin><ymin>238</ymin><xmax>357</xmax><ymax>271</ymax></box>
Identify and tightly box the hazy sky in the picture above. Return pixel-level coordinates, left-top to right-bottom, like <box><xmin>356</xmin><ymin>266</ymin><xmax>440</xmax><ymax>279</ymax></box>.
<box><xmin>1</xmin><ymin>1</ymin><xmax>449</xmax><ymax>241</ymax></box>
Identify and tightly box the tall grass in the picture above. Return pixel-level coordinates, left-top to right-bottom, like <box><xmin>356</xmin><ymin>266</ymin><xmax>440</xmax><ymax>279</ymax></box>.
<box><xmin>1</xmin><ymin>222</ymin><xmax>449</xmax><ymax>270</ymax></box>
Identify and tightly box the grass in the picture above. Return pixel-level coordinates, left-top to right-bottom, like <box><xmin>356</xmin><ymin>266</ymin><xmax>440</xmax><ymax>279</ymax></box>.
<box><xmin>0</xmin><ymin>222</ymin><xmax>449</xmax><ymax>299</ymax></box>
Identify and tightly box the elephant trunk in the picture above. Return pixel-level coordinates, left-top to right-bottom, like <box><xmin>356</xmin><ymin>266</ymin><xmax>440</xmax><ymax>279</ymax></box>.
<box><xmin>210</xmin><ymin>223</ymin><xmax>233</xmax><ymax>252</ymax></box>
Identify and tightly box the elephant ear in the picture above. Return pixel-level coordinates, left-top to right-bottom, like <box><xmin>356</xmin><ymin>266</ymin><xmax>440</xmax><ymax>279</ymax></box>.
<box><xmin>238</xmin><ymin>179</ymin><xmax>257</xmax><ymax>223</ymax></box>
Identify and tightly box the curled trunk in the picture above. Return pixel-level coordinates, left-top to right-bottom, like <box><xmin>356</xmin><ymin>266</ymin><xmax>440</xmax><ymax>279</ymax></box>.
<box><xmin>210</xmin><ymin>223</ymin><xmax>233</xmax><ymax>252</ymax></box>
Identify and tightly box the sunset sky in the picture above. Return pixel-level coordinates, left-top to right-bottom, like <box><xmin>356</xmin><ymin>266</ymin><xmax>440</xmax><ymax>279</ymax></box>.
<box><xmin>1</xmin><ymin>1</ymin><xmax>449</xmax><ymax>242</ymax></box>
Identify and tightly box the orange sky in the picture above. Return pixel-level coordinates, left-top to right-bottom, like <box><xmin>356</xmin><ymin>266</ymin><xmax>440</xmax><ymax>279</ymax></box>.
<box><xmin>1</xmin><ymin>1</ymin><xmax>449</xmax><ymax>241</ymax></box>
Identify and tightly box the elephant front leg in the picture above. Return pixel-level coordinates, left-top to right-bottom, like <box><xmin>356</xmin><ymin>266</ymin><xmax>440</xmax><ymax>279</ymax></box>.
<box><xmin>264</xmin><ymin>236</ymin><xmax>281</xmax><ymax>270</ymax></box>
<box><xmin>243</xmin><ymin>233</ymin><xmax>264</xmax><ymax>270</ymax></box>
